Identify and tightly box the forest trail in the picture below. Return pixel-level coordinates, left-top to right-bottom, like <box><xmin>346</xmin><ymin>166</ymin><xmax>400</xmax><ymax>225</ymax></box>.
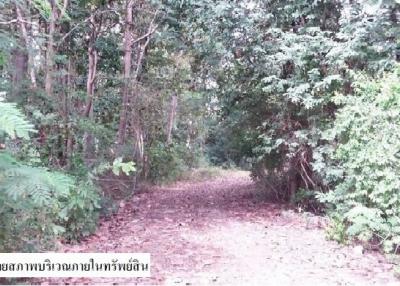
<box><xmin>39</xmin><ymin>171</ymin><xmax>398</xmax><ymax>286</ymax></box>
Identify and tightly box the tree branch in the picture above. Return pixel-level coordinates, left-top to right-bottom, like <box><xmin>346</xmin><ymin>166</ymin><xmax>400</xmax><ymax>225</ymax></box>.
<box><xmin>57</xmin><ymin>9</ymin><xmax>120</xmax><ymax>45</ymax></box>
<box><xmin>0</xmin><ymin>18</ymin><xmax>37</xmax><ymax>25</ymax></box>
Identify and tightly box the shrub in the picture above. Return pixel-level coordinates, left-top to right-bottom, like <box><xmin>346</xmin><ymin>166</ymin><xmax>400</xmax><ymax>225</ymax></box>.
<box><xmin>58</xmin><ymin>179</ymin><xmax>100</xmax><ymax>241</ymax></box>
<box><xmin>147</xmin><ymin>141</ymin><xmax>187</xmax><ymax>183</ymax></box>
<box><xmin>325</xmin><ymin>215</ymin><xmax>348</xmax><ymax>244</ymax></box>
<box><xmin>0</xmin><ymin>151</ymin><xmax>102</xmax><ymax>251</ymax></box>
<box><xmin>0</xmin><ymin>102</ymin><xmax>100</xmax><ymax>251</ymax></box>
<box><xmin>318</xmin><ymin>67</ymin><xmax>400</xmax><ymax>252</ymax></box>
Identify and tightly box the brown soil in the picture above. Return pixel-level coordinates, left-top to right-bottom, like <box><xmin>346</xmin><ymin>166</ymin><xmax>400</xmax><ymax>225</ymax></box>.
<box><xmin>39</xmin><ymin>171</ymin><xmax>399</xmax><ymax>285</ymax></box>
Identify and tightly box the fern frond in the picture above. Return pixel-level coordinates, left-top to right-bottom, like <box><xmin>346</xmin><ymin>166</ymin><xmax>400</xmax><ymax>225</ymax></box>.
<box><xmin>0</xmin><ymin>102</ymin><xmax>36</xmax><ymax>139</ymax></box>
<box><xmin>0</xmin><ymin>153</ymin><xmax>74</xmax><ymax>206</ymax></box>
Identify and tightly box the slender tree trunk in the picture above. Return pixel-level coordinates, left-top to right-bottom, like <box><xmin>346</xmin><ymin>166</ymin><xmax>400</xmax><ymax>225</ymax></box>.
<box><xmin>166</xmin><ymin>93</ymin><xmax>177</xmax><ymax>144</ymax></box>
<box><xmin>15</xmin><ymin>2</ymin><xmax>37</xmax><ymax>88</ymax></box>
<box><xmin>82</xmin><ymin>11</ymin><xmax>100</xmax><ymax>163</ymax></box>
<box><xmin>45</xmin><ymin>0</ymin><xmax>57</xmax><ymax>97</ymax></box>
<box><xmin>132</xmin><ymin>111</ymin><xmax>144</xmax><ymax>163</ymax></box>
<box><xmin>84</xmin><ymin>41</ymin><xmax>97</xmax><ymax>117</ymax></box>
<box><xmin>10</xmin><ymin>49</ymin><xmax>28</xmax><ymax>97</ymax></box>
<box><xmin>60</xmin><ymin>62</ymin><xmax>69</xmax><ymax>165</ymax></box>
<box><xmin>117</xmin><ymin>0</ymin><xmax>134</xmax><ymax>146</ymax></box>
<box><xmin>130</xmin><ymin>40</ymin><xmax>149</xmax><ymax>162</ymax></box>
<box><xmin>65</xmin><ymin>58</ymin><xmax>73</xmax><ymax>169</ymax></box>
<box><xmin>117</xmin><ymin>3</ymin><xmax>158</xmax><ymax>148</ymax></box>
<box><xmin>10</xmin><ymin>15</ymin><xmax>27</xmax><ymax>97</ymax></box>
<box><xmin>83</xmin><ymin>38</ymin><xmax>98</xmax><ymax>161</ymax></box>
<box><xmin>129</xmin><ymin>22</ymin><xmax>155</xmax><ymax>165</ymax></box>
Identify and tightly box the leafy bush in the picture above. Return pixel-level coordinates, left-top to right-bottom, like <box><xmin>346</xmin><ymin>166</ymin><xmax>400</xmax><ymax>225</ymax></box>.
<box><xmin>0</xmin><ymin>102</ymin><xmax>100</xmax><ymax>251</ymax></box>
<box><xmin>325</xmin><ymin>215</ymin><xmax>348</xmax><ymax>244</ymax></box>
<box><xmin>0</xmin><ymin>152</ymin><xmax>100</xmax><ymax>251</ymax></box>
<box><xmin>58</xmin><ymin>179</ymin><xmax>100</xmax><ymax>241</ymax></box>
<box><xmin>147</xmin><ymin>141</ymin><xmax>188</xmax><ymax>184</ymax></box>
<box><xmin>0</xmin><ymin>153</ymin><xmax>74</xmax><ymax>251</ymax></box>
<box><xmin>318</xmin><ymin>67</ymin><xmax>400</xmax><ymax>252</ymax></box>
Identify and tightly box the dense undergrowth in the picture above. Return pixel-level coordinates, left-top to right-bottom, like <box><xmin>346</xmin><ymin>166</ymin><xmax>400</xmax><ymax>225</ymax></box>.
<box><xmin>0</xmin><ymin>102</ymin><xmax>206</xmax><ymax>252</ymax></box>
<box><xmin>319</xmin><ymin>67</ymin><xmax>400</xmax><ymax>253</ymax></box>
<box><xmin>0</xmin><ymin>103</ymin><xmax>96</xmax><ymax>251</ymax></box>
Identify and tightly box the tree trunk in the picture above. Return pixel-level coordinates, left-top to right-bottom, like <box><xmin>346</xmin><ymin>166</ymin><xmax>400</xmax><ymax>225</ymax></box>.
<box><xmin>288</xmin><ymin>167</ymin><xmax>299</xmax><ymax>201</ymax></box>
<box><xmin>10</xmin><ymin>7</ymin><xmax>28</xmax><ymax>97</ymax></box>
<box><xmin>65</xmin><ymin>58</ymin><xmax>73</xmax><ymax>169</ymax></box>
<box><xmin>45</xmin><ymin>0</ymin><xmax>57</xmax><ymax>97</ymax></box>
<box><xmin>82</xmin><ymin>11</ymin><xmax>100</xmax><ymax>163</ymax></box>
<box><xmin>84</xmin><ymin>41</ymin><xmax>97</xmax><ymax>117</ymax></box>
<box><xmin>166</xmin><ymin>93</ymin><xmax>177</xmax><ymax>144</ymax></box>
<box><xmin>83</xmin><ymin>39</ymin><xmax>98</xmax><ymax>162</ymax></box>
<box><xmin>117</xmin><ymin>0</ymin><xmax>134</xmax><ymax>146</ymax></box>
<box><xmin>10</xmin><ymin>49</ymin><xmax>28</xmax><ymax>97</ymax></box>
<box><xmin>129</xmin><ymin>21</ymin><xmax>155</xmax><ymax>166</ymax></box>
<box><xmin>132</xmin><ymin>111</ymin><xmax>144</xmax><ymax>163</ymax></box>
<box><xmin>15</xmin><ymin>2</ymin><xmax>37</xmax><ymax>88</ymax></box>
<box><xmin>117</xmin><ymin>2</ymin><xmax>157</xmax><ymax>148</ymax></box>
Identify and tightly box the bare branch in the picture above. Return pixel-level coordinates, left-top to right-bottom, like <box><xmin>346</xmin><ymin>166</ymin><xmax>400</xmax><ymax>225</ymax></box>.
<box><xmin>132</xmin><ymin>24</ymin><xmax>158</xmax><ymax>45</ymax></box>
<box><xmin>57</xmin><ymin>9</ymin><xmax>120</xmax><ymax>45</ymax></box>
<box><xmin>0</xmin><ymin>18</ymin><xmax>37</xmax><ymax>25</ymax></box>
<box><xmin>133</xmin><ymin>10</ymin><xmax>160</xmax><ymax>78</ymax></box>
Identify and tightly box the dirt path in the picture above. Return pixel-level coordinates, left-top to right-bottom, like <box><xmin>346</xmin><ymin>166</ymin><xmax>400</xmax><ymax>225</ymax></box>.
<box><xmin>40</xmin><ymin>171</ymin><xmax>398</xmax><ymax>285</ymax></box>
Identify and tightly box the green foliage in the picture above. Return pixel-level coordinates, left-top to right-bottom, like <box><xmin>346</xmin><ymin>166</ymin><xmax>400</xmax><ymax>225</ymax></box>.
<box><xmin>291</xmin><ymin>188</ymin><xmax>324</xmax><ymax>213</ymax></box>
<box><xmin>173</xmin><ymin>0</ymin><xmax>399</xmax><ymax>206</ymax></box>
<box><xmin>59</xmin><ymin>178</ymin><xmax>100</xmax><ymax>241</ymax></box>
<box><xmin>1</xmin><ymin>0</ymin><xmax>399</xmax><ymax>256</ymax></box>
<box><xmin>0</xmin><ymin>153</ymin><xmax>72</xmax><ymax>251</ymax></box>
<box><xmin>111</xmin><ymin>157</ymin><xmax>136</xmax><ymax>176</ymax></box>
<box><xmin>0</xmin><ymin>153</ymin><xmax>73</xmax><ymax>203</ymax></box>
<box><xmin>326</xmin><ymin>215</ymin><xmax>348</xmax><ymax>244</ymax></box>
<box><xmin>0</xmin><ymin>154</ymin><xmax>101</xmax><ymax>249</ymax></box>
<box><xmin>0</xmin><ymin>102</ymin><xmax>35</xmax><ymax>139</ymax></box>
<box><xmin>0</xmin><ymin>102</ymin><xmax>100</xmax><ymax>251</ymax></box>
<box><xmin>32</xmin><ymin>0</ymin><xmax>51</xmax><ymax>19</ymax></box>
<box><xmin>93</xmin><ymin>157</ymin><xmax>136</xmax><ymax>177</ymax></box>
<box><xmin>319</xmin><ymin>67</ymin><xmax>400</xmax><ymax>252</ymax></box>
<box><xmin>147</xmin><ymin>141</ymin><xmax>188</xmax><ymax>184</ymax></box>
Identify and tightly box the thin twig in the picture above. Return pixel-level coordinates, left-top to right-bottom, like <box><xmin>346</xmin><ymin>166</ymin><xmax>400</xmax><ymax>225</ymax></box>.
<box><xmin>0</xmin><ymin>18</ymin><xmax>37</xmax><ymax>25</ymax></box>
